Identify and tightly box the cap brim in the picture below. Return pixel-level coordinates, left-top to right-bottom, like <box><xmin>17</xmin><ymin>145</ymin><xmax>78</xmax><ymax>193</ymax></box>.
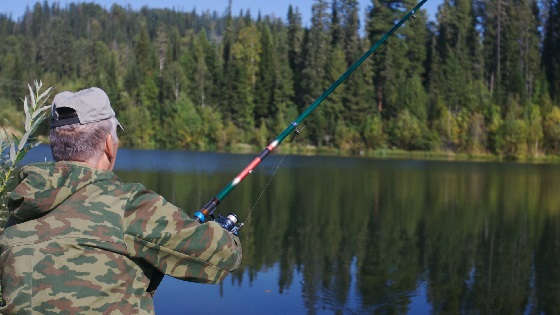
<box><xmin>116</xmin><ymin>118</ymin><xmax>124</xmax><ymax>131</ymax></box>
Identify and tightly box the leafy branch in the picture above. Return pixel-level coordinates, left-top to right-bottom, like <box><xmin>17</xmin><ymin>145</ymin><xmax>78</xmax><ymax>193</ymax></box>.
<box><xmin>0</xmin><ymin>81</ymin><xmax>52</xmax><ymax>229</ymax></box>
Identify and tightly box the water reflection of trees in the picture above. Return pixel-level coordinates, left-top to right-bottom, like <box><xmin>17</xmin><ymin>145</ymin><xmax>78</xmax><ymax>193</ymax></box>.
<box><xmin>118</xmin><ymin>160</ymin><xmax>560</xmax><ymax>314</ymax></box>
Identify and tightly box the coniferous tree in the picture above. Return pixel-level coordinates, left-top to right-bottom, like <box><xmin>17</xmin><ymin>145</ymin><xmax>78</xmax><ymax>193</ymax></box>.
<box><xmin>367</xmin><ymin>0</ymin><xmax>397</xmax><ymax>114</ymax></box>
<box><xmin>191</xmin><ymin>30</ymin><xmax>210</xmax><ymax>107</ymax></box>
<box><xmin>272</xmin><ymin>32</ymin><xmax>296</xmax><ymax>135</ymax></box>
<box><xmin>544</xmin><ymin>0</ymin><xmax>560</xmax><ymax>101</ymax></box>
<box><xmin>254</xmin><ymin>24</ymin><xmax>275</xmax><ymax>121</ymax></box>
<box><xmin>220</xmin><ymin>2</ymin><xmax>236</xmax><ymax>120</ymax></box>
<box><xmin>508</xmin><ymin>0</ymin><xmax>541</xmax><ymax>103</ymax></box>
<box><xmin>480</xmin><ymin>0</ymin><xmax>512</xmax><ymax>106</ymax></box>
<box><xmin>301</xmin><ymin>0</ymin><xmax>331</xmax><ymax>145</ymax></box>
<box><xmin>229</xmin><ymin>24</ymin><xmax>261</xmax><ymax>130</ymax></box>
<box><xmin>340</xmin><ymin>0</ymin><xmax>373</xmax><ymax>127</ymax></box>
<box><xmin>287</xmin><ymin>6</ymin><xmax>305</xmax><ymax>108</ymax></box>
<box><xmin>367</xmin><ymin>0</ymin><xmax>426</xmax><ymax>117</ymax></box>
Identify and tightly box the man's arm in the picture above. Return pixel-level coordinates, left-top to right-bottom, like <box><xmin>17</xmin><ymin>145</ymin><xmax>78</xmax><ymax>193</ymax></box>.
<box><xmin>122</xmin><ymin>186</ymin><xmax>242</xmax><ymax>284</ymax></box>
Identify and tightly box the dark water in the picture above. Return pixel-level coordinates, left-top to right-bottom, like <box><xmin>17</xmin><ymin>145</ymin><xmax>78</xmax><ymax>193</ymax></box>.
<box><xmin>25</xmin><ymin>146</ymin><xmax>560</xmax><ymax>314</ymax></box>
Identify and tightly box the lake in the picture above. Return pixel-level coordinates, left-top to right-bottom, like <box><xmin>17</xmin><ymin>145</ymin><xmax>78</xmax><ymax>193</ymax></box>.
<box><xmin>24</xmin><ymin>146</ymin><xmax>560</xmax><ymax>314</ymax></box>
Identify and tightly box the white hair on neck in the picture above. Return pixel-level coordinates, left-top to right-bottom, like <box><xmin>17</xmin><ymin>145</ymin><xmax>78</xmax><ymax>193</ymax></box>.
<box><xmin>49</xmin><ymin>117</ymin><xmax>119</xmax><ymax>162</ymax></box>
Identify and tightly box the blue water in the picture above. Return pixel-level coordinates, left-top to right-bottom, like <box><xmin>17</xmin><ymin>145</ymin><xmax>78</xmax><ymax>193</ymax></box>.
<box><xmin>154</xmin><ymin>262</ymin><xmax>431</xmax><ymax>315</ymax></box>
<box><xmin>23</xmin><ymin>145</ymin><xmax>560</xmax><ymax>314</ymax></box>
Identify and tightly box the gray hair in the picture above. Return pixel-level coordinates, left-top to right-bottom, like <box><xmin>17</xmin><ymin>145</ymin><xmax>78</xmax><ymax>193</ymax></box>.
<box><xmin>50</xmin><ymin>118</ymin><xmax>119</xmax><ymax>162</ymax></box>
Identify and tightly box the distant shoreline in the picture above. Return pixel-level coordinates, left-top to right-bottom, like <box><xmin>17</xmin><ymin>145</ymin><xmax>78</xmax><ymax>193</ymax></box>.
<box><xmin>228</xmin><ymin>143</ymin><xmax>560</xmax><ymax>164</ymax></box>
<box><xmin>27</xmin><ymin>141</ymin><xmax>560</xmax><ymax>165</ymax></box>
<box><xmin>126</xmin><ymin>142</ymin><xmax>560</xmax><ymax>164</ymax></box>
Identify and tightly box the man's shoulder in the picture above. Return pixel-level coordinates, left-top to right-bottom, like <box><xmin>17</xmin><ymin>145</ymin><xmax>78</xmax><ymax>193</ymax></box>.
<box><xmin>92</xmin><ymin>176</ymin><xmax>156</xmax><ymax>207</ymax></box>
<box><xmin>21</xmin><ymin>161</ymin><xmax>158</xmax><ymax>205</ymax></box>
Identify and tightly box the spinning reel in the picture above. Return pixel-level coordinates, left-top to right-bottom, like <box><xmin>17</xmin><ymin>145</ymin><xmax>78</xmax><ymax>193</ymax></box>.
<box><xmin>194</xmin><ymin>201</ymin><xmax>244</xmax><ymax>236</ymax></box>
<box><xmin>214</xmin><ymin>213</ymin><xmax>244</xmax><ymax>236</ymax></box>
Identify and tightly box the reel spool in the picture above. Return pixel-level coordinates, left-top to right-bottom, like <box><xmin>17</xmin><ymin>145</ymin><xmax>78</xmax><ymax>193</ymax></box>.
<box><xmin>214</xmin><ymin>213</ymin><xmax>244</xmax><ymax>236</ymax></box>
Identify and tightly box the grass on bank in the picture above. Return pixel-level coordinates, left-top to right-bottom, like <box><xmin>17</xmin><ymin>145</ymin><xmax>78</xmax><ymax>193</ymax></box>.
<box><xmin>226</xmin><ymin>141</ymin><xmax>560</xmax><ymax>163</ymax></box>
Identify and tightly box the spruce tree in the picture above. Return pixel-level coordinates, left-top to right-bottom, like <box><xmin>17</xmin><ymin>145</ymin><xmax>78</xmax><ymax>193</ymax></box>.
<box><xmin>229</xmin><ymin>24</ymin><xmax>261</xmax><ymax>130</ymax></box>
<box><xmin>287</xmin><ymin>5</ymin><xmax>305</xmax><ymax>108</ymax></box>
<box><xmin>480</xmin><ymin>0</ymin><xmax>510</xmax><ymax>105</ymax></box>
<box><xmin>272</xmin><ymin>29</ymin><xmax>296</xmax><ymax>135</ymax></box>
<box><xmin>367</xmin><ymin>0</ymin><xmax>408</xmax><ymax>117</ymax></box>
<box><xmin>432</xmin><ymin>0</ymin><xmax>480</xmax><ymax>111</ymax></box>
<box><xmin>367</xmin><ymin>0</ymin><xmax>396</xmax><ymax>114</ymax></box>
<box><xmin>325</xmin><ymin>44</ymin><xmax>346</xmax><ymax>145</ymax></box>
<box><xmin>135</xmin><ymin>24</ymin><xmax>155</xmax><ymax>80</ymax></box>
<box><xmin>339</xmin><ymin>0</ymin><xmax>373</xmax><ymax>127</ymax></box>
<box><xmin>301</xmin><ymin>0</ymin><xmax>331</xmax><ymax>144</ymax></box>
<box><xmin>254</xmin><ymin>24</ymin><xmax>275</xmax><ymax>121</ymax></box>
<box><xmin>192</xmin><ymin>31</ymin><xmax>210</xmax><ymax>107</ymax></box>
<box><xmin>509</xmin><ymin>0</ymin><xmax>541</xmax><ymax>103</ymax></box>
<box><xmin>544</xmin><ymin>0</ymin><xmax>560</xmax><ymax>101</ymax></box>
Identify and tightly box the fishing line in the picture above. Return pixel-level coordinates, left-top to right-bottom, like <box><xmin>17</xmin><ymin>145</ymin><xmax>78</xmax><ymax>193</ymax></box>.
<box><xmin>244</xmin><ymin>151</ymin><xmax>290</xmax><ymax>226</ymax></box>
<box><xmin>245</xmin><ymin>128</ymin><xmax>303</xmax><ymax>226</ymax></box>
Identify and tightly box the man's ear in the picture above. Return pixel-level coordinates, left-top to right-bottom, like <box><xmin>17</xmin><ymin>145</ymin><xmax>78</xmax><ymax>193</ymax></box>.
<box><xmin>105</xmin><ymin>134</ymin><xmax>116</xmax><ymax>163</ymax></box>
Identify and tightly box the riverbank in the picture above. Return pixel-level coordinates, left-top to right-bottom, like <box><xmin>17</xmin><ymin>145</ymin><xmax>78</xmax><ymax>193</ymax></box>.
<box><xmin>226</xmin><ymin>142</ymin><xmax>560</xmax><ymax>164</ymax></box>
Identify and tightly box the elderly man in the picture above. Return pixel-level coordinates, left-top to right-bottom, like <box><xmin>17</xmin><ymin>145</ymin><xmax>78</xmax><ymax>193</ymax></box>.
<box><xmin>0</xmin><ymin>87</ymin><xmax>242</xmax><ymax>314</ymax></box>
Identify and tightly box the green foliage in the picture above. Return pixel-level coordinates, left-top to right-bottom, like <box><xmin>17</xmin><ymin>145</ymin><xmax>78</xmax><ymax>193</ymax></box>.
<box><xmin>435</xmin><ymin>106</ymin><xmax>461</xmax><ymax>150</ymax></box>
<box><xmin>543</xmin><ymin>106</ymin><xmax>560</xmax><ymax>152</ymax></box>
<box><xmin>0</xmin><ymin>1</ymin><xmax>557</xmax><ymax>158</ymax></box>
<box><xmin>466</xmin><ymin>112</ymin><xmax>487</xmax><ymax>154</ymax></box>
<box><xmin>399</xmin><ymin>75</ymin><xmax>428</xmax><ymax>121</ymax></box>
<box><xmin>198</xmin><ymin>106</ymin><xmax>225</xmax><ymax>151</ymax></box>
<box><xmin>499</xmin><ymin>114</ymin><xmax>528</xmax><ymax>158</ymax></box>
<box><xmin>0</xmin><ymin>98</ymin><xmax>24</xmax><ymax>130</ymax></box>
<box><xmin>119</xmin><ymin>95</ymin><xmax>156</xmax><ymax>149</ymax></box>
<box><xmin>390</xmin><ymin>110</ymin><xmax>427</xmax><ymax>150</ymax></box>
<box><xmin>362</xmin><ymin>114</ymin><xmax>385</xmax><ymax>149</ymax></box>
<box><xmin>334</xmin><ymin>122</ymin><xmax>360</xmax><ymax>152</ymax></box>
<box><xmin>229</xmin><ymin>25</ymin><xmax>261</xmax><ymax>129</ymax></box>
<box><xmin>486</xmin><ymin>104</ymin><xmax>504</xmax><ymax>154</ymax></box>
<box><xmin>526</xmin><ymin>105</ymin><xmax>543</xmax><ymax>155</ymax></box>
<box><xmin>255</xmin><ymin>120</ymin><xmax>269</xmax><ymax>148</ymax></box>
<box><xmin>172</xmin><ymin>94</ymin><xmax>203</xmax><ymax>149</ymax></box>
<box><xmin>544</xmin><ymin>0</ymin><xmax>560</xmax><ymax>100</ymax></box>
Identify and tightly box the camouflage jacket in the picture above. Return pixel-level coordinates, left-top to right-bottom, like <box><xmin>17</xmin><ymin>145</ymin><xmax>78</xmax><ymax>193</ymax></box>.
<box><xmin>0</xmin><ymin>162</ymin><xmax>242</xmax><ymax>314</ymax></box>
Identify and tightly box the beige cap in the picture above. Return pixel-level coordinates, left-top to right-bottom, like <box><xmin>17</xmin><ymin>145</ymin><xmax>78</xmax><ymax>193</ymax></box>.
<box><xmin>51</xmin><ymin>87</ymin><xmax>123</xmax><ymax>129</ymax></box>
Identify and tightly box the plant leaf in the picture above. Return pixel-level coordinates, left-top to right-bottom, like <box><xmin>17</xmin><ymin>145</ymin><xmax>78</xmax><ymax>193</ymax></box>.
<box><xmin>29</xmin><ymin>116</ymin><xmax>46</xmax><ymax>136</ymax></box>
<box><xmin>37</xmin><ymin>86</ymin><xmax>53</xmax><ymax>105</ymax></box>
<box><xmin>28</xmin><ymin>84</ymin><xmax>36</xmax><ymax>111</ymax></box>
<box><xmin>18</xmin><ymin>131</ymin><xmax>30</xmax><ymax>152</ymax></box>
<box><xmin>31</xmin><ymin>105</ymin><xmax>50</xmax><ymax>121</ymax></box>
<box><xmin>0</xmin><ymin>136</ymin><xmax>4</xmax><ymax>160</ymax></box>
<box><xmin>23</xmin><ymin>97</ymin><xmax>31</xmax><ymax>131</ymax></box>
<box><xmin>9</xmin><ymin>142</ymin><xmax>15</xmax><ymax>164</ymax></box>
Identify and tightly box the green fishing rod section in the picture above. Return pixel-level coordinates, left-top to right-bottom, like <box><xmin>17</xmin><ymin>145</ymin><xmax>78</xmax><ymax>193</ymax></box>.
<box><xmin>194</xmin><ymin>0</ymin><xmax>429</xmax><ymax>228</ymax></box>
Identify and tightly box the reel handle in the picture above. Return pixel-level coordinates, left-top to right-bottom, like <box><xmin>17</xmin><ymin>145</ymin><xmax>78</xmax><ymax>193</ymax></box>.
<box><xmin>214</xmin><ymin>213</ymin><xmax>243</xmax><ymax>236</ymax></box>
<box><xmin>194</xmin><ymin>209</ymin><xmax>243</xmax><ymax>236</ymax></box>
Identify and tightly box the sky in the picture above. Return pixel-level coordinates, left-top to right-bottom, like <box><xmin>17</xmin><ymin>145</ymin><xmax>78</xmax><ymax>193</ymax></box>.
<box><xmin>0</xmin><ymin>0</ymin><xmax>443</xmax><ymax>23</ymax></box>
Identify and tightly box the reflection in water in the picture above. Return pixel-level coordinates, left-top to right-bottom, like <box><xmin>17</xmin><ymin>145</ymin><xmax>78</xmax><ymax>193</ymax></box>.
<box><xmin>66</xmin><ymin>149</ymin><xmax>559</xmax><ymax>314</ymax></box>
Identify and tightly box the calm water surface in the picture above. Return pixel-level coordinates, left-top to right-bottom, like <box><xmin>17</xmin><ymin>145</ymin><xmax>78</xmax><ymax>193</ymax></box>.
<box><xmin>25</xmin><ymin>146</ymin><xmax>560</xmax><ymax>314</ymax></box>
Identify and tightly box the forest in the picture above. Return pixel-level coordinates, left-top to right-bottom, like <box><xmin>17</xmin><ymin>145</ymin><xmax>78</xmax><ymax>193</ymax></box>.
<box><xmin>0</xmin><ymin>0</ymin><xmax>559</xmax><ymax>159</ymax></box>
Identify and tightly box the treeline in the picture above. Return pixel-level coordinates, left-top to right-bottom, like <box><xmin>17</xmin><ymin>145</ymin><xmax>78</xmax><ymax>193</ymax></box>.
<box><xmin>0</xmin><ymin>0</ymin><xmax>560</xmax><ymax>158</ymax></box>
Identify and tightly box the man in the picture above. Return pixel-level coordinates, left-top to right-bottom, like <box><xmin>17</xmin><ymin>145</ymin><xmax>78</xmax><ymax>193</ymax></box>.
<box><xmin>0</xmin><ymin>87</ymin><xmax>242</xmax><ymax>314</ymax></box>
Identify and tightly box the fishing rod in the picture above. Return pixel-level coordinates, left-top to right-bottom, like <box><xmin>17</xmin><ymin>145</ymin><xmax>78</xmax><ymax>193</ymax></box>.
<box><xmin>194</xmin><ymin>0</ymin><xmax>429</xmax><ymax>234</ymax></box>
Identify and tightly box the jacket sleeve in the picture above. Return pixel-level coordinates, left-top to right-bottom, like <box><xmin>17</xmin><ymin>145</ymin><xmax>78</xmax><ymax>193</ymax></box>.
<box><xmin>122</xmin><ymin>185</ymin><xmax>242</xmax><ymax>284</ymax></box>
